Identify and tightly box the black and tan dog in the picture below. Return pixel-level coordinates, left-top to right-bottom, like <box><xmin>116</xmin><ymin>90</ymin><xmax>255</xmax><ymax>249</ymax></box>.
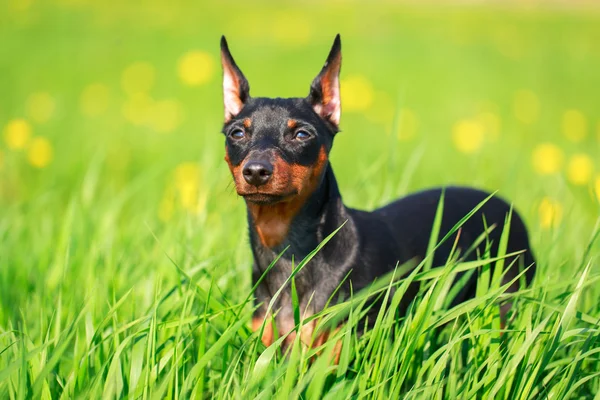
<box><xmin>219</xmin><ymin>35</ymin><xmax>535</xmax><ymax>351</ymax></box>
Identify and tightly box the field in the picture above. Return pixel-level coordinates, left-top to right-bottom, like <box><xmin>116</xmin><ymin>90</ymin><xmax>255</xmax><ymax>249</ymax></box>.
<box><xmin>1</xmin><ymin>0</ymin><xmax>600</xmax><ymax>398</ymax></box>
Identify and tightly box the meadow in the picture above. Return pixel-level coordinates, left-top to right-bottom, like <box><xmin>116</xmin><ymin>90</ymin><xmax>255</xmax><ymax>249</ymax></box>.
<box><xmin>1</xmin><ymin>0</ymin><xmax>600</xmax><ymax>398</ymax></box>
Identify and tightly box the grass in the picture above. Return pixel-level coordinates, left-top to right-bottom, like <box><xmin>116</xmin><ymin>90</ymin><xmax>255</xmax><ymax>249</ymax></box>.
<box><xmin>1</xmin><ymin>0</ymin><xmax>600</xmax><ymax>398</ymax></box>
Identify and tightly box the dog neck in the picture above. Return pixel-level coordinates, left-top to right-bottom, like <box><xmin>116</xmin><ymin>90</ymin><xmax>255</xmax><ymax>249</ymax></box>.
<box><xmin>246</xmin><ymin>165</ymin><xmax>348</xmax><ymax>264</ymax></box>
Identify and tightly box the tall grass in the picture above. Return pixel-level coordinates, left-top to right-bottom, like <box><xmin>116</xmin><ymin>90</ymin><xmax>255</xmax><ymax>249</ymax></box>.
<box><xmin>1</xmin><ymin>187</ymin><xmax>599</xmax><ymax>398</ymax></box>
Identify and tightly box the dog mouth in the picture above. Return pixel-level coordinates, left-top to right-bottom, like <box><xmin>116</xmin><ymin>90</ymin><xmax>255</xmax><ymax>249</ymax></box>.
<box><xmin>240</xmin><ymin>191</ymin><xmax>296</xmax><ymax>205</ymax></box>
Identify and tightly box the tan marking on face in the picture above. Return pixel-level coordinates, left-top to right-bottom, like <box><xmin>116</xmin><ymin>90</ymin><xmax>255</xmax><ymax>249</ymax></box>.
<box><xmin>224</xmin><ymin>147</ymin><xmax>244</xmax><ymax>189</ymax></box>
<box><xmin>243</xmin><ymin>118</ymin><xmax>252</xmax><ymax>128</ymax></box>
<box><xmin>244</xmin><ymin>146</ymin><xmax>329</xmax><ymax>248</ymax></box>
<box><xmin>252</xmin><ymin>315</ymin><xmax>274</xmax><ymax>347</ymax></box>
<box><xmin>287</xmin><ymin>119</ymin><xmax>297</xmax><ymax>129</ymax></box>
<box><xmin>224</xmin><ymin>146</ymin><xmax>233</xmax><ymax>169</ymax></box>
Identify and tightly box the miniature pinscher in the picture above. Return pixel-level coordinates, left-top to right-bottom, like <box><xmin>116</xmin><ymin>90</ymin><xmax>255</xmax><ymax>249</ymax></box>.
<box><xmin>219</xmin><ymin>34</ymin><xmax>536</xmax><ymax>351</ymax></box>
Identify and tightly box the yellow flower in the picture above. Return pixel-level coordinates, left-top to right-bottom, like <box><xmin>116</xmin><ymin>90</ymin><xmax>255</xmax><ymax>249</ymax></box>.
<box><xmin>341</xmin><ymin>75</ymin><xmax>374</xmax><ymax>112</ymax></box>
<box><xmin>567</xmin><ymin>154</ymin><xmax>594</xmax><ymax>186</ymax></box>
<box><xmin>80</xmin><ymin>83</ymin><xmax>110</xmax><ymax>117</ymax></box>
<box><xmin>174</xmin><ymin>162</ymin><xmax>203</xmax><ymax>212</ymax></box>
<box><xmin>27</xmin><ymin>136</ymin><xmax>53</xmax><ymax>168</ymax></box>
<box><xmin>271</xmin><ymin>12</ymin><xmax>312</xmax><ymax>46</ymax></box>
<box><xmin>452</xmin><ymin>119</ymin><xmax>485</xmax><ymax>154</ymax></box>
<box><xmin>397</xmin><ymin>108</ymin><xmax>418</xmax><ymax>141</ymax></box>
<box><xmin>513</xmin><ymin>90</ymin><xmax>539</xmax><ymax>124</ymax></box>
<box><xmin>595</xmin><ymin>176</ymin><xmax>600</xmax><ymax>202</ymax></box>
<box><xmin>531</xmin><ymin>143</ymin><xmax>564</xmax><ymax>175</ymax></box>
<box><xmin>26</xmin><ymin>92</ymin><xmax>55</xmax><ymax>123</ymax></box>
<box><xmin>538</xmin><ymin>197</ymin><xmax>563</xmax><ymax>229</ymax></box>
<box><xmin>3</xmin><ymin>119</ymin><xmax>31</xmax><ymax>150</ymax></box>
<box><xmin>122</xmin><ymin>94</ymin><xmax>154</xmax><ymax>126</ymax></box>
<box><xmin>148</xmin><ymin>99</ymin><xmax>184</xmax><ymax>133</ymax></box>
<box><xmin>121</xmin><ymin>62</ymin><xmax>155</xmax><ymax>96</ymax></box>
<box><xmin>177</xmin><ymin>51</ymin><xmax>215</xmax><ymax>86</ymax></box>
<box><xmin>562</xmin><ymin>109</ymin><xmax>587</xmax><ymax>142</ymax></box>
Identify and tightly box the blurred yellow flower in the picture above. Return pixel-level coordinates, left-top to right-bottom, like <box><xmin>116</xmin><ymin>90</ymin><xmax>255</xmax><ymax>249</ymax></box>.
<box><xmin>538</xmin><ymin>197</ymin><xmax>562</xmax><ymax>229</ymax></box>
<box><xmin>121</xmin><ymin>62</ymin><xmax>155</xmax><ymax>96</ymax></box>
<box><xmin>80</xmin><ymin>83</ymin><xmax>110</xmax><ymax>117</ymax></box>
<box><xmin>27</xmin><ymin>136</ymin><xmax>53</xmax><ymax>168</ymax></box>
<box><xmin>177</xmin><ymin>51</ymin><xmax>215</xmax><ymax>86</ymax></box>
<box><xmin>478</xmin><ymin>112</ymin><xmax>501</xmax><ymax>141</ymax></box>
<box><xmin>397</xmin><ymin>108</ymin><xmax>418</xmax><ymax>141</ymax></box>
<box><xmin>26</xmin><ymin>92</ymin><xmax>55</xmax><ymax>123</ymax></box>
<box><xmin>366</xmin><ymin>91</ymin><xmax>395</xmax><ymax>125</ymax></box>
<box><xmin>452</xmin><ymin>119</ymin><xmax>485</xmax><ymax>154</ymax></box>
<box><xmin>567</xmin><ymin>154</ymin><xmax>594</xmax><ymax>186</ymax></box>
<box><xmin>562</xmin><ymin>109</ymin><xmax>587</xmax><ymax>142</ymax></box>
<box><xmin>159</xmin><ymin>162</ymin><xmax>208</xmax><ymax>219</ymax></box>
<box><xmin>174</xmin><ymin>162</ymin><xmax>207</xmax><ymax>213</ymax></box>
<box><xmin>513</xmin><ymin>90</ymin><xmax>539</xmax><ymax>124</ymax></box>
<box><xmin>148</xmin><ymin>99</ymin><xmax>184</xmax><ymax>133</ymax></box>
<box><xmin>3</xmin><ymin>119</ymin><xmax>31</xmax><ymax>150</ymax></box>
<box><xmin>175</xmin><ymin>162</ymin><xmax>199</xmax><ymax>185</ymax></box>
<box><xmin>272</xmin><ymin>12</ymin><xmax>312</xmax><ymax>46</ymax></box>
<box><xmin>341</xmin><ymin>75</ymin><xmax>374</xmax><ymax>112</ymax></box>
<box><xmin>122</xmin><ymin>94</ymin><xmax>154</xmax><ymax>126</ymax></box>
<box><xmin>531</xmin><ymin>143</ymin><xmax>564</xmax><ymax>175</ymax></box>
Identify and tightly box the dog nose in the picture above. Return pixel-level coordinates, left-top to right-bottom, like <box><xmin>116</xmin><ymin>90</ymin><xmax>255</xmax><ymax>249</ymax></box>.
<box><xmin>242</xmin><ymin>160</ymin><xmax>273</xmax><ymax>186</ymax></box>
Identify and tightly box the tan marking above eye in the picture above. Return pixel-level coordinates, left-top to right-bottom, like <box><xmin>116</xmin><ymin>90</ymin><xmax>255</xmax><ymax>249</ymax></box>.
<box><xmin>243</xmin><ymin>118</ymin><xmax>252</xmax><ymax>128</ymax></box>
<box><xmin>287</xmin><ymin>119</ymin><xmax>297</xmax><ymax>129</ymax></box>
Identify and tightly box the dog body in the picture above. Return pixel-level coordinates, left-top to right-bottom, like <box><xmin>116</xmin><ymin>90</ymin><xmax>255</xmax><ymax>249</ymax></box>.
<box><xmin>220</xmin><ymin>35</ymin><xmax>535</xmax><ymax>348</ymax></box>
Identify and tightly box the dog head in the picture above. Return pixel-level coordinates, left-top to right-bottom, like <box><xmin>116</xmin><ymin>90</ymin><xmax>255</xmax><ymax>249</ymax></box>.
<box><xmin>220</xmin><ymin>35</ymin><xmax>342</xmax><ymax>205</ymax></box>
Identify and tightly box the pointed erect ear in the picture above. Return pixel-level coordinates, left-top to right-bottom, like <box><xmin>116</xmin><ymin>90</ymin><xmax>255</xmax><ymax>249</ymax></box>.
<box><xmin>220</xmin><ymin>36</ymin><xmax>250</xmax><ymax>122</ymax></box>
<box><xmin>308</xmin><ymin>34</ymin><xmax>342</xmax><ymax>128</ymax></box>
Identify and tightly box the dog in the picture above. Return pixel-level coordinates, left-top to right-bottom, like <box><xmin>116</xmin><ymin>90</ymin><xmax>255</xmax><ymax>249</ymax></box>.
<box><xmin>219</xmin><ymin>34</ymin><xmax>536</xmax><ymax>352</ymax></box>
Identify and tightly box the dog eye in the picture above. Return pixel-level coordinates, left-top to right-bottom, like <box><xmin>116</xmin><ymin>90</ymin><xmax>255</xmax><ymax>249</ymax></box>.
<box><xmin>294</xmin><ymin>130</ymin><xmax>311</xmax><ymax>140</ymax></box>
<box><xmin>230</xmin><ymin>129</ymin><xmax>245</xmax><ymax>139</ymax></box>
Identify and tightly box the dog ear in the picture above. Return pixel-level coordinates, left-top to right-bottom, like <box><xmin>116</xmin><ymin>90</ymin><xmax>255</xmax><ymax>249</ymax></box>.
<box><xmin>221</xmin><ymin>36</ymin><xmax>250</xmax><ymax>122</ymax></box>
<box><xmin>308</xmin><ymin>34</ymin><xmax>342</xmax><ymax>127</ymax></box>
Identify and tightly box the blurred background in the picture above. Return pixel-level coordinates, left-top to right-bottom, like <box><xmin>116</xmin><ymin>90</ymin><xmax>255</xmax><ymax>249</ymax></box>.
<box><xmin>1</xmin><ymin>0</ymin><xmax>600</xmax><ymax>320</ymax></box>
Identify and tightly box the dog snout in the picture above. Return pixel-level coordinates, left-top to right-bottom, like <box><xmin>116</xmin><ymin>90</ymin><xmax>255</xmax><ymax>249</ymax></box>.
<box><xmin>242</xmin><ymin>160</ymin><xmax>273</xmax><ymax>187</ymax></box>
